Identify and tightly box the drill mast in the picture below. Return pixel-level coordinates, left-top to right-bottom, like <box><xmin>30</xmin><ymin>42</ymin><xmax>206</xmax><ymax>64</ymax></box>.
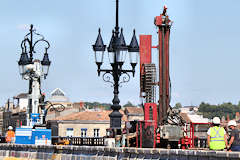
<box><xmin>155</xmin><ymin>7</ymin><xmax>172</xmax><ymax>124</ymax></box>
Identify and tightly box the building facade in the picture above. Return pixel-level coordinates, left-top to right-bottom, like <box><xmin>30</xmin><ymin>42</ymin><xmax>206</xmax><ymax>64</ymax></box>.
<box><xmin>50</xmin><ymin>110</ymin><xmax>127</xmax><ymax>137</ymax></box>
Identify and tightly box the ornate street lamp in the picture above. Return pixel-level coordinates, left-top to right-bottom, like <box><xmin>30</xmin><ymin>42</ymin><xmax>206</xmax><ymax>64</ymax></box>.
<box><xmin>17</xmin><ymin>24</ymin><xmax>51</xmax><ymax>126</ymax></box>
<box><xmin>18</xmin><ymin>25</ymin><xmax>51</xmax><ymax>79</ymax></box>
<box><xmin>92</xmin><ymin>0</ymin><xmax>139</xmax><ymax>131</ymax></box>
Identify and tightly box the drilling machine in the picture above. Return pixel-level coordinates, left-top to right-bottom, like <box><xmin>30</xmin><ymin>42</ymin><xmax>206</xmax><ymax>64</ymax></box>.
<box><xmin>138</xmin><ymin>6</ymin><xmax>185</xmax><ymax>148</ymax></box>
<box><xmin>14</xmin><ymin>25</ymin><xmax>56</xmax><ymax>145</ymax></box>
<box><xmin>15</xmin><ymin>61</ymin><xmax>52</xmax><ymax>145</ymax></box>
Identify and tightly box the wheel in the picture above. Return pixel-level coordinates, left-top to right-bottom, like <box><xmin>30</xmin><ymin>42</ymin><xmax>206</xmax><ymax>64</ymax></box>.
<box><xmin>140</xmin><ymin>63</ymin><xmax>157</xmax><ymax>103</ymax></box>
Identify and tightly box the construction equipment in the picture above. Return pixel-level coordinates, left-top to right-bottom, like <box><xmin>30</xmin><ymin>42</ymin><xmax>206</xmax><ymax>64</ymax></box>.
<box><xmin>141</xmin><ymin>64</ymin><xmax>157</xmax><ymax>103</ymax></box>
<box><xmin>179</xmin><ymin>122</ymin><xmax>210</xmax><ymax>149</ymax></box>
<box><xmin>137</xmin><ymin>6</ymin><xmax>185</xmax><ymax>148</ymax></box>
<box><xmin>15</xmin><ymin>59</ymin><xmax>52</xmax><ymax>145</ymax></box>
<box><xmin>13</xmin><ymin>25</ymin><xmax>64</xmax><ymax>145</ymax></box>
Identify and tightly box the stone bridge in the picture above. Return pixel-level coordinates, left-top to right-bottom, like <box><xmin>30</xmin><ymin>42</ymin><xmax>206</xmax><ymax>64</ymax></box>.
<box><xmin>0</xmin><ymin>144</ymin><xmax>240</xmax><ymax>160</ymax></box>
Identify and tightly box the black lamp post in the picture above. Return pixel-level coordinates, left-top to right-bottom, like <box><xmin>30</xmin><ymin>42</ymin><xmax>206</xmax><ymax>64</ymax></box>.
<box><xmin>92</xmin><ymin>0</ymin><xmax>139</xmax><ymax>131</ymax></box>
<box><xmin>18</xmin><ymin>24</ymin><xmax>51</xmax><ymax>120</ymax></box>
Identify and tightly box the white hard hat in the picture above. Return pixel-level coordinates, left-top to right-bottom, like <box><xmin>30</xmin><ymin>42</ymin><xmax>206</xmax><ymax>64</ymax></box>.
<box><xmin>8</xmin><ymin>126</ymin><xmax>13</xmax><ymax>130</ymax></box>
<box><xmin>228</xmin><ymin>120</ymin><xmax>237</xmax><ymax>127</ymax></box>
<box><xmin>212</xmin><ymin>117</ymin><xmax>220</xmax><ymax>124</ymax></box>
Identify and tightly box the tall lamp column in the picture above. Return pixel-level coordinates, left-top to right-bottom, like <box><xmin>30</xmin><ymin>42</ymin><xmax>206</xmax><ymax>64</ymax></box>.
<box><xmin>92</xmin><ymin>0</ymin><xmax>139</xmax><ymax>133</ymax></box>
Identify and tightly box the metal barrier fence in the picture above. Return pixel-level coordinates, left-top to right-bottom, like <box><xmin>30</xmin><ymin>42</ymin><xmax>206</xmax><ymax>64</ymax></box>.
<box><xmin>52</xmin><ymin>136</ymin><xmax>105</xmax><ymax>146</ymax></box>
<box><xmin>0</xmin><ymin>137</ymin><xmax>6</xmax><ymax>143</ymax></box>
<box><xmin>0</xmin><ymin>136</ymin><xmax>105</xmax><ymax>146</ymax></box>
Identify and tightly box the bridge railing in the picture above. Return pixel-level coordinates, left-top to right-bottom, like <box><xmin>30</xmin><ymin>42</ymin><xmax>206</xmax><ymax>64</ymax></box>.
<box><xmin>194</xmin><ymin>138</ymin><xmax>207</xmax><ymax>148</ymax></box>
<box><xmin>0</xmin><ymin>144</ymin><xmax>239</xmax><ymax>160</ymax></box>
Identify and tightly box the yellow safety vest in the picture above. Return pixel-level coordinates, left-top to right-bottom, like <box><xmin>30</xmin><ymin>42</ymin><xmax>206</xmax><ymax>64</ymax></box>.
<box><xmin>209</xmin><ymin>126</ymin><xmax>225</xmax><ymax>150</ymax></box>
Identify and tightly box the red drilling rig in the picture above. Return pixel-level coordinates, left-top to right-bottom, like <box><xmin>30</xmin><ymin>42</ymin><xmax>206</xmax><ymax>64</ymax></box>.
<box><xmin>138</xmin><ymin>6</ymin><xmax>185</xmax><ymax>148</ymax></box>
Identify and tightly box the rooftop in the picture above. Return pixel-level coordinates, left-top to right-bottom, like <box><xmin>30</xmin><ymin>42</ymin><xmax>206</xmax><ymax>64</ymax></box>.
<box><xmin>54</xmin><ymin>110</ymin><xmax>127</xmax><ymax>121</ymax></box>
<box><xmin>180</xmin><ymin>112</ymin><xmax>209</xmax><ymax>123</ymax></box>
<box><xmin>14</xmin><ymin>93</ymin><xmax>28</xmax><ymax>99</ymax></box>
<box><xmin>124</xmin><ymin>107</ymin><xmax>144</xmax><ymax>116</ymax></box>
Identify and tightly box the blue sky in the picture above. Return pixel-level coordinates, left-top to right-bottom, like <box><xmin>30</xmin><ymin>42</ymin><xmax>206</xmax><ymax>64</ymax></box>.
<box><xmin>0</xmin><ymin>0</ymin><xmax>240</xmax><ymax>107</ymax></box>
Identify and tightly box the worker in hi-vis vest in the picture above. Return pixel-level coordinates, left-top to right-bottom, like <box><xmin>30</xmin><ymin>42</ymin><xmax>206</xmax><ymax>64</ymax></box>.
<box><xmin>6</xmin><ymin>126</ymin><xmax>15</xmax><ymax>143</ymax></box>
<box><xmin>207</xmin><ymin>117</ymin><xmax>228</xmax><ymax>150</ymax></box>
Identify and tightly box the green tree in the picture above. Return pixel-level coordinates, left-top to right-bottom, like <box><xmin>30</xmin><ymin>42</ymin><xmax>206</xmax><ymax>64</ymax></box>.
<box><xmin>123</xmin><ymin>101</ymin><xmax>135</xmax><ymax>108</ymax></box>
<box><xmin>174</xmin><ymin>102</ymin><xmax>182</xmax><ymax>109</ymax></box>
<box><xmin>84</xmin><ymin>102</ymin><xmax>111</xmax><ymax>110</ymax></box>
<box><xmin>198</xmin><ymin>101</ymin><xmax>239</xmax><ymax>119</ymax></box>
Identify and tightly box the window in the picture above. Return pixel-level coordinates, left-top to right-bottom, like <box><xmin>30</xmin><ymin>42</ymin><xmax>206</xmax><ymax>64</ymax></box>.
<box><xmin>94</xmin><ymin>129</ymin><xmax>100</xmax><ymax>137</ymax></box>
<box><xmin>66</xmin><ymin>128</ymin><xmax>74</xmax><ymax>137</ymax></box>
<box><xmin>81</xmin><ymin>128</ymin><xmax>87</xmax><ymax>137</ymax></box>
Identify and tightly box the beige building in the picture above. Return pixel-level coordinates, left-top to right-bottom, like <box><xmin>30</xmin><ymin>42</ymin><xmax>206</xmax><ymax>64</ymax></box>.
<box><xmin>4</xmin><ymin>97</ymin><xmax>24</xmax><ymax>114</ymax></box>
<box><xmin>52</xmin><ymin>110</ymin><xmax>127</xmax><ymax>137</ymax></box>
